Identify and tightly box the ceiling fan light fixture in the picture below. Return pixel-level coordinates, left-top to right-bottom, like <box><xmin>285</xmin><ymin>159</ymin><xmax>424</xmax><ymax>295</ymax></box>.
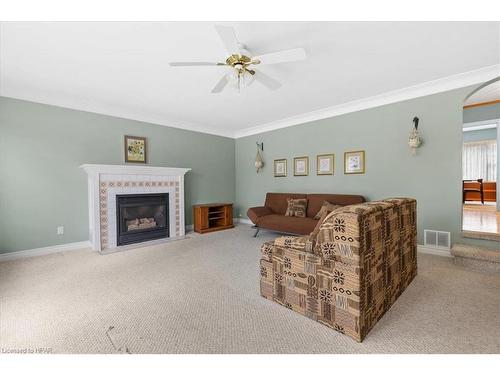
<box><xmin>241</xmin><ymin>72</ymin><xmax>255</xmax><ymax>88</ymax></box>
<box><xmin>170</xmin><ymin>25</ymin><xmax>305</xmax><ymax>94</ymax></box>
<box><xmin>227</xmin><ymin>69</ymin><xmax>254</xmax><ymax>92</ymax></box>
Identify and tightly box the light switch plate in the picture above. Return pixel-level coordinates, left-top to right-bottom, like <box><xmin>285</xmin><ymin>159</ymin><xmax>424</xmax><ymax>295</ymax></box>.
<box><xmin>57</xmin><ymin>226</ymin><xmax>64</xmax><ymax>235</ymax></box>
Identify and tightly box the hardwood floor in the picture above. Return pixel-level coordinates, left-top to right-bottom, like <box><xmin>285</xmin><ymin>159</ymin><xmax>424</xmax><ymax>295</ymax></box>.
<box><xmin>462</xmin><ymin>202</ymin><xmax>500</xmax><ymax>236</ymax></box>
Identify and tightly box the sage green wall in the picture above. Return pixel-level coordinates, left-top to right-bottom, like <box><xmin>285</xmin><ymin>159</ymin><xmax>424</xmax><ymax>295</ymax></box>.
<box><xmin>463</xmin><ymin>103</ymin><xmax>500</xmax><ymax>123</ymax></box>
<box><xmin>235</xmin><ymin>87</ymin><xmax>499</xmax><ymax>250</ymax></box>
<box><xmin>0</xmin><ymin>97</ymin><xmax>235</xmax><ymax>253</ymax></box>
<box><xmin>2</xmin><ymin>90</ymin><xmax>499</xmax><ymax>254</ymax></box>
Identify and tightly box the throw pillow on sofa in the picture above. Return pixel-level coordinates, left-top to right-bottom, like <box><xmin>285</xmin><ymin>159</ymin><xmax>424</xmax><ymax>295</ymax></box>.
<box><xmin>310</xmin><ymin>204</ymin><xmax>343</xmax><ymax>238</ymax></box>
<box><xmin>285</xmin><ymin>198</ymin><xmax>308</xmax><ymax>218</ymax></box>
<box><xmin>314</xmin><ymin>201</ymin><xmax>343</xmax><ymax>220</ymax></box>
<box><xmin>310</xmin><ymin>209</ymin><xmax>330</xmax><ymax>238</ymax></box>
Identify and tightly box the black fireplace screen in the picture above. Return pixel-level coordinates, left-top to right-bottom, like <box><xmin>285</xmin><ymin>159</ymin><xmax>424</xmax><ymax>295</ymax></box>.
<box><xmin>116</xmin><ymin>193</ymin><xmax>169</xmax><ymax>246</ymax></box>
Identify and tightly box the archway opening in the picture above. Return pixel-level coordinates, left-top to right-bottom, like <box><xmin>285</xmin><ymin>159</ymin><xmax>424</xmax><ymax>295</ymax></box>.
<box><xmin>461</xmin><ymin>78</ymin><xmax>500</xmax><ymax>240</ymax></box>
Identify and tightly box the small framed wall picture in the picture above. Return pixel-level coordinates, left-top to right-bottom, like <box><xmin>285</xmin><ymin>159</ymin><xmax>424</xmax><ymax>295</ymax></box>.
<box><xmin>317</xmin><ymin>154</ymin><xmax>334</xmax><ymax>175</ymax></box>
<box><xmin>293</xmin><ymin>156</ymin><xmax>309</xmax><ymax>176</ymax></box>
<box><xmin>274</xmin><ymin>159</ymin><xmax>287</xmax><ymax>177</ymax></box>
<box><xmin>344</xmin><ymin>150</ymin><xmax>365</xmax><ymax>174</ymax></box>
<box><xmin>124</xmin><ymin>135</ymin><xmax>147</xmax><ymax>163</ymax></box>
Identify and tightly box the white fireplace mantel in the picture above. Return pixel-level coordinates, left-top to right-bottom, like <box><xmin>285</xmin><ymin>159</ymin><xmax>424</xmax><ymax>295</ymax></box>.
<box><xmin>80</xmin><ymin>164</ymin><xmax>191</xmax><ymax>177</ymax></box>
<box><xmin>80</xmin><ymin>164</ymin><xmax>191</xmax><ymax>252</ymax></box>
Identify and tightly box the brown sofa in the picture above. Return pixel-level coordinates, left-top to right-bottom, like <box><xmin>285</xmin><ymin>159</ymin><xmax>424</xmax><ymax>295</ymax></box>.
<box><xmin>260</xmin><ymin>198</ymin><xmax>418</xmax><ymax>342</ymax></box>
<box><xmin>247</xmin><ymin>192</ymin><xmax>365</xmax><ymax>236</ymax></box>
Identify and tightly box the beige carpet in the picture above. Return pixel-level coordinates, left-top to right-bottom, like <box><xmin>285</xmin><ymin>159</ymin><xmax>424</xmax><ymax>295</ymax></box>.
<box><xmin>1</xmin><ymin>225</ymin><xmax>499</xmax><ymax>354</ymax></box>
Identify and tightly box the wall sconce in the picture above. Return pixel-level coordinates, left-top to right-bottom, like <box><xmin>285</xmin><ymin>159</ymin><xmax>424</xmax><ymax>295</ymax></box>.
<box><xmin>255</xmin><ymin>142</ymin><xmax>264</xmax><ymax>173</ymax></box>
<box><xmin>408</xmin><ymin>117</ymin><xmax>422</xmax><ymax>155</ymax></box>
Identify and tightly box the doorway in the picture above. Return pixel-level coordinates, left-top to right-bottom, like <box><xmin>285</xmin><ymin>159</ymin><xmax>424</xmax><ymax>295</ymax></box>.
<box><xmin>462</xmin><ymin>80</ymin><xmax>499</xmax><ymax>240</ymax></box>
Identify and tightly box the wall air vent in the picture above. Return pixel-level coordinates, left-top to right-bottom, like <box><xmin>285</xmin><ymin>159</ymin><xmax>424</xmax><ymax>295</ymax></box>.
<box><xmin>424</xmin><ymin>229</ymin><xmax>451</xmax><ymax>249</ymax></box>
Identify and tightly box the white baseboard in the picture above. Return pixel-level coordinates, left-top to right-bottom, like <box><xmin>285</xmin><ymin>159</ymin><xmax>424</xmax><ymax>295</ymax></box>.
<box><xmin>417</xmin><ymin>245</ymin><xmax>452</xmax><ymax>257</ymax></box>
<box><xmin>0</xmin><ymin>232</ymin><xmax>451</xmax><ymax>262</ymax></box>
<box><xmin>0</xmin><ymin>241</ymin><xmax>91</xmax><ymax>262</ymax></box>
<box><xmin>236</xmin><ymin>218</ymin><xmax>253</xmax><ymax>225</ymax></box>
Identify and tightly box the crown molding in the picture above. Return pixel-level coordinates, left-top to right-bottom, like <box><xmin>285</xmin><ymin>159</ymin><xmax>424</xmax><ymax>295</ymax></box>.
<box><xmin>233</xmin><ymin>64</ymin><xmax>500</xmax><ymax>139</ymax></box>
<box><xmin>0</xmin><ymin>94</ymin><xmax>235</xmax><ymax>139</ymax></box>
<box><xmin>3</xmin><ymin>65</ymin><xmax>498</xmax><ymax>140</ymax></box>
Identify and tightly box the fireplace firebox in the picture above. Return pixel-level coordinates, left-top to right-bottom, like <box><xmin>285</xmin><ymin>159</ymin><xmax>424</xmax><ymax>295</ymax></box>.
<box><xmin>116</xmin><ymin>193</ymin><xmax>169</xmax><ymax>246</ymax></box>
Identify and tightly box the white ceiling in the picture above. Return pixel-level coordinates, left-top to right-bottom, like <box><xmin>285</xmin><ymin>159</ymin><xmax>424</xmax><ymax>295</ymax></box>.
<box><xmin>464</xmin><ymin>80</ymin><xmax>500</xmax><ymax>106</ymax></box>
<box><xmin>1</xmin><ymin>22</ymin><xmax>499</xmax><ymax>138</ymax></box>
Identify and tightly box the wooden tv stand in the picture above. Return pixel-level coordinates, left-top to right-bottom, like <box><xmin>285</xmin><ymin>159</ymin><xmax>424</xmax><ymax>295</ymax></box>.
<box><xmin>193</xmin><ymin>203</ymin><xmax>234</xmax><ymax>234</ymax></box>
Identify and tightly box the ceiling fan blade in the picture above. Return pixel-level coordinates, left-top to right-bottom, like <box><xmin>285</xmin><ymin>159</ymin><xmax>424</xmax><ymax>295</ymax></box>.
<box><xmin>254</xmin><ymin>70</ymin><xmax>282</xmax><ymax>91</ymax></box>
<box><xmin>169</xmin><ymin>62</ymin><xmax>224</xmax><ymax>67</ymax></box>
<box><xmin>211</xmin><ymin>74</ymin><xmax>231</xmax><ymax>93</ymax></box>
<box><xmin>253</xmin><ymin>48</ymin><xmax>306</xmax><ymax>65</ymax></box>
<box><xmin>214</xmin><ymin>25</ymin><xmax>240</xmax><ymax>55</ymax></box>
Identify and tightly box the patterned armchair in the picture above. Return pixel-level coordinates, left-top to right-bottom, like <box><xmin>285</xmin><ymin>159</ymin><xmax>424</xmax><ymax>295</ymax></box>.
<box><xmin>260</xmin><ymin>198</ymin><xmax>417</xmax><ymax>342</ymax></box>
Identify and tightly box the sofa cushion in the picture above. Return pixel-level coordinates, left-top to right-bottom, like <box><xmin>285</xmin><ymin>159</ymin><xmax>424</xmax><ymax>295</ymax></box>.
<box><xmin>284</xmin><ymin>198</ymin><xmax>308</xmax><ymax>218</ymax></box>
<box><xmin>265</xmin><ymin>193</ymin><xmax>307</xmax><ymax>215</ymax></box>
<box><xmin>306</xmin><ymin>193</ymin><xmax>365</xmax><ymax>218</ymax></box>
<box><xmin>247</xmin><ymin>206</ymin><xmax>273</xmax><ymax>225</ymax></box>
<box><xmin>257</xmin><ymin>214</ymin><xmax>317</xmax><ymax>235</ymax></box>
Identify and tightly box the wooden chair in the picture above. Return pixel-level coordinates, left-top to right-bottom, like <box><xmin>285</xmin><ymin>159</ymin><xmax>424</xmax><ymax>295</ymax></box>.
<box><xmin>463</xmin><ymin>179</ymin><xmax>484</xmax><ymax>204</ymax></box>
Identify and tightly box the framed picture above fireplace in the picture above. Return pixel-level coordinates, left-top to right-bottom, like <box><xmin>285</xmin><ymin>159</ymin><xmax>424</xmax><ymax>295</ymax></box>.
<box><xmin>124</xmin><ymin>135</ymin><xmax>147</xmax><ymax>163</ymax></box>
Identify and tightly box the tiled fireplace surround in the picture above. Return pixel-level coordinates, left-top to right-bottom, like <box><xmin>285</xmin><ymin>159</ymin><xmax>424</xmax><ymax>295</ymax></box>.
<box><xmin>81</xmin><ymin>164</ymin><xmax>191</xmax><ymax>252</ymax></box>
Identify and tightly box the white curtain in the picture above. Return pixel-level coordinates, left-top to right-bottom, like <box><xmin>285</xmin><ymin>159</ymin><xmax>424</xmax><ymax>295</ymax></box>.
<box><xmin>462</xmin><ymin>140</ymin><xmax>497</xmax><ymax>181</ymax></box>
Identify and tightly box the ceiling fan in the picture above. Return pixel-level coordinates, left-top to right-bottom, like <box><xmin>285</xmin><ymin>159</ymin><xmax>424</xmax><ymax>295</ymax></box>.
<box><xmin>169</xmin><ymin>25</ymin><xmax>307</xmax><ymax>94</ymax></box>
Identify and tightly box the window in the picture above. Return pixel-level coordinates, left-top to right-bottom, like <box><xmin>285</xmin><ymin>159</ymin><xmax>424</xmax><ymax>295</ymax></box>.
<box><xmin>462</xmin><ymin>140</ymin><xmax>497</xmax><ymax>181</ymax></box>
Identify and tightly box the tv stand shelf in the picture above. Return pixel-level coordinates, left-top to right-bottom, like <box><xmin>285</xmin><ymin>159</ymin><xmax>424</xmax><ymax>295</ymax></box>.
<box><xmin>193</xmin><ymin>203</ymin><xmax>234</xmax><ymax>234</ymax></box>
